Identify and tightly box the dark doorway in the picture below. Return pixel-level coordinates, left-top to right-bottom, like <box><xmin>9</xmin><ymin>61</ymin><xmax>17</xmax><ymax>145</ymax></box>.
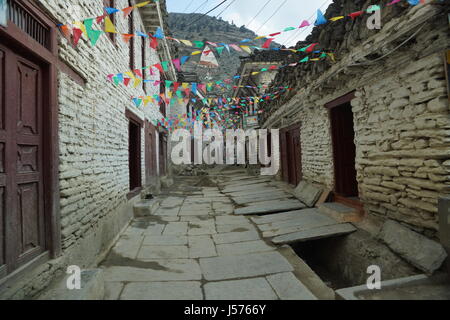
<box><xmin>280</xmin><ymin>124</ymin><xmax>302</xmax><ymax>185</ymax></box>
<box><xmin>159</xmin><ymin>132</ymin><xmax>167</xmax><ymax>176</ymax></box>
<box><xmin>329</xmin><ymin>102</ymin><xmax>358</xmax><ymax>198</ymax></box>
<box><xmin>145</xmin><ymin>121</ymin><xmax>157</xmax><ymax>183</ymax></box>
<box><xmin>128</xmin><ymin>120</ymin><xmax>142</xmax><ymax>191</ymax></box>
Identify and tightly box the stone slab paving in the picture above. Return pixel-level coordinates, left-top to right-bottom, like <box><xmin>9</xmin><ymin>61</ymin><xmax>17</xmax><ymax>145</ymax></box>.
<box><xmin>103</xmin><ymin>260</ymin><xmax>202</xmax><ymax>282</ymax></box>
<box><xmin>199</xmin><ymin>251</ymin><xmax>294</xmax><ymax>281</ymax></box>
<box><xmin>204</xmin><ymin>278</ymin><xmax>278</xmax><ymax>300</ymax></box>
<box><xmin>189</xmin><ymin>235</ymin><xmax>217</xmax><ymax>258</ymax></box>
<box><xmin>138</xmin><ymin>245</ymin><xmax>189</xmax><ymax>260</ymax></box>
<box><xmin>216</xmin><ymin>240</ymin><xmax>275</xmax><ymax>256</ymax></box>
<box><xmin>225</xmin><ymin>188</ymin><xmax>283</xmax><ymax>197</ymax></box>
<box><xmin>212</xmin><ymin>230</ymin><xmax>260</xmax><ymax>244</ymax></box>
<box><xmin>216</xmin><ymin>223</ymin><xmax>256</xmax><ymax>233</ymax></box>
<box><xmin>188</xmin><ymin>221</ymin><xmax>217</xmax><ymax>236</ymax></box>
<box><xmin>266</xmin><ymin>272</ymin><xmax>317</xmax><ymax>300</ymax></box>
<box><xmin>121</xmin><ymin>282</ymin><xmax>203</xmax><ymax>300</ymax></box>
<box><xmin>99</xmin><ymin>171</ymin><xmax>340</xmax><ymax>300</ymax></box>
<box><xmin>232</xmin><ymin>193</ymin><xmax>292</xmax><ymax>205</ymax></box>
<box><xmin>162</xmin><ymin>222</ymin><xmax>188</xmax><ymax>235</ymax></box>
<box><xmin>271</xmin><ymin>223</ymin><xmax>357</xmax><ymax>245</ymax></box>
<box><xmin>234</xmin><ymin>199</ymin><xmax>306</xmax><ymax>215</ymax></box>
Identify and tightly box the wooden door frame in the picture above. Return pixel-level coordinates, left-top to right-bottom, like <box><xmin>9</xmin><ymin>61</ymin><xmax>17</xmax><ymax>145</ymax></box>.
<box><xmin>325</xmin><ymin>91</ymin><xmax>363</xmax><ymax>210</ymax></box>
<box><xmin>280</xmin><ymin>123</ymin><xmax>301</xmax><ymax>185</ymax></box>
<box><xmin>125</xmin><ymin>109</ymin><xmax>143</xmax><ymax>199</ymax></box>
<box><xmin>0</xmin><ymin>0</ymin><xmax>61</xmax><ymax>263</ymax></box>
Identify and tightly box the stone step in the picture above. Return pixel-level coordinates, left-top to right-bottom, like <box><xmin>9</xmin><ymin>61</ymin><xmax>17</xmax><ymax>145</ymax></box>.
<box><xmin>318</xmin><ymin>202</ymin><xmax>362</xmax><ymax>223</ymax></box>
<box><xmin>271</xmin><ymin>223</ymin><xmax>357</xmax><ymax>245</ymax></box>
<box><xmin>38</xmin><ymin>269</ymin><xmax>104</xmax><ymax>300</ymax></box>
<box><xmin>133</xmin><ymin>199</ymin><xmax>160</xmax><ymax>217</ymax></box>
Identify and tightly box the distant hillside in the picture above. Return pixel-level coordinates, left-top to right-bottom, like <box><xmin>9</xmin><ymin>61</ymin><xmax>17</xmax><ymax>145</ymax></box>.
<box><xmin>168</xmin><ymin>12</ymin><xmax>279</xmax><ymax>91</ymax></box>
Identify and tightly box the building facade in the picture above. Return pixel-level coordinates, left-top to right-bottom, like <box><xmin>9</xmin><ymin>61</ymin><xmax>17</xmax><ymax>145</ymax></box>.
<box><xmin>259</xmin><ymin>1</ymin><xmax>449</xmax><ymax>236</ymax></box>
<box><xmin>0</xmin><ymin>0</ymin><xmax>174</xmax><ymax>298</ymax></box>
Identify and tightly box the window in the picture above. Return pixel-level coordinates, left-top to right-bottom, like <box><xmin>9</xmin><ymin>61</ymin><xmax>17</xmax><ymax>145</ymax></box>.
<box><xmin>142</xmin><ymin>37</ymin><xmax>146</xmax><ymax>92</ymax></box>
<box><xmin>128</xmin><ymin>1</ymin><xmax>134</xmax><ymax>70</ymax></box>
<box><xmin>160</xmin><ymin>74</ymin><xmax>166</xmax><ymax>117</ymax></box>
<box><xmin>104</xmin><ymin>0</ymin><xmax>116</xmax><ymax>44</ymax></box>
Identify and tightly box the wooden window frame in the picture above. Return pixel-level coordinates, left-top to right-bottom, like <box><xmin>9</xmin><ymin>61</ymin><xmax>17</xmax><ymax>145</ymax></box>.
<box><xmin>128</xmin><ymin>1</ymin><xmax>134</xmax><ymax>70</ymax></box>
<box><xmin>0</xmin><ymin>0</ymin><xmax>61</xmax><ymax>283</ymax></box>
<box><xmin>104</xmin><ymin>0</ymin><xmax>116</xmax><ymax>45</ymax></box>
<box><xmin>142</xmin><ymin>37</ymin><xmax>146</xmax><ymax>93</ymax></box>
<box><xmin>125</xmin><ymin>109</ymin><xmax>143</xmax><ymax>199</ymax></box>
<box><xmin>160</xmin><ymin>74</ymin><xmax>167</xmax><ymax>117</ymax></box>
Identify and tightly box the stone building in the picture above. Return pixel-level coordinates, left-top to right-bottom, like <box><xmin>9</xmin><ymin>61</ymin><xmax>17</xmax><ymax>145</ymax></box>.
<box><xmin>255</xmin><ymin>1</ymin><xmax>449</xmax><ymax>247</ymax></box>
<box><xmin>0</xmin><ymin>0</ymin><xmax>175</xmax><ymax>298</ymax></box>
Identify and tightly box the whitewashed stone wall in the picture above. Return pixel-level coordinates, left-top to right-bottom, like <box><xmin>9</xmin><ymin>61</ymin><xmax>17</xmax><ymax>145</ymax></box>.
<box><xmin>263</xmin><ymin>3</ymin><xmax>449</xmax><ymax>235</ymax></box>
<box><xmin>1</xmin><ymin>0</ymin><xmax>166</xmax><ymax>298</ymax></box>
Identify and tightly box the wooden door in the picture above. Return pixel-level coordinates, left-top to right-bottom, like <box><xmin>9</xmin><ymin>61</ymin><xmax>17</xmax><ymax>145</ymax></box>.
<box><xmin>129</xmin><ymin>120</ymin><xmax>142</xmax><ymax>191</ymax></box>
<box><xmin>0</xmin><ymin>43</ymin><xmax>45</xmax><ymax>275</ymax></box>
<box><xmin>280</xmin><ymin>129</ymin><xmax>289</xmax><ymax>183</ymax></box>
<box><xmin>145</xmin><ymin>121</ymin><xmax>157</xmax><ymax>182</ymax></box>
<box><xmin>290</xmin><ymin>127</ymin><xmax>302</xmax><ymax>185</ymax></box>
<box><xmin>330</xmin><ymin>103</ymin><xmax>358</xmax><ymax>197</ymax></box>
<box><xmin>159</xmin><ymin>132</ymin><xmax>167</xmax><ymax>176</ymax></box>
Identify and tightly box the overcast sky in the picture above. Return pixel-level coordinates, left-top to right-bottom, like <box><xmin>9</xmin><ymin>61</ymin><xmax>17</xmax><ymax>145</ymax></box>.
<box><xmin>166</xmin><ymin>0</ymin><xmax>333</xmax><ymax>47</ymax></box>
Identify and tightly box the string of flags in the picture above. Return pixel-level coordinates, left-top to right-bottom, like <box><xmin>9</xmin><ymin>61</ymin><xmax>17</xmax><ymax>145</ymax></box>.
<box><xmin>153</xmin><ymin>0</ymin><xmax>426</xmax><ymax>51</ymax></box>
<box><xmin>112</xmin><ymin>47</ymin><xmax>329</xmax><ymax>93</ymax></box>
<box><xmin>57</xmin><ymin>1</ymin><xmax>157</xmax><ymax>46</ymax></box>
<box><xmin>132</xmin><ymin>87</ymin><xmax>293</xmax><ymax>108</ymax></box>
<box><xmin>154</xmin><ymin>89</ymin><xmax>289</xmax><ymax>132</ymax></box>
<box><xmin>106</xmin><ymin>0</ymin><xmax>427</xmax><ymax>89</ymax></box>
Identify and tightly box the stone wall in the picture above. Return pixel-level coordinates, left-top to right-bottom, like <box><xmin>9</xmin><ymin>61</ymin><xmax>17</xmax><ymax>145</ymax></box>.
<box><xmin>261</xmin><ymin>1</ymin><xmax>449</xmax><ymax>235</ymax></box>
<box><xmin>1</xmin><ymin>0</ymin><xmax>167</xmax><ymax>299</ymax></box>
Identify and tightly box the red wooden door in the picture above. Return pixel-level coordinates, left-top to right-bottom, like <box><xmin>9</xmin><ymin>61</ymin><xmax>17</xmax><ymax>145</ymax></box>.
<box><xmin>0</xmin><ymin>43</ymin><xmax>45</xmax><ymax>275</ymax></box>
<box><xmin>280</xmin><ymin>129</ymin><xmax>289</xmax><ymax>183</ymax></box>
<box><xmin>330</xmin><ymin>103</ymin><xmax>358</xmax><ymax>197</ymax></box>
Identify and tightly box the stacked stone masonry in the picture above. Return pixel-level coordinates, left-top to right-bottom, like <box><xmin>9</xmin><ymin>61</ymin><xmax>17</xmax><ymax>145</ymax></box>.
<box><xmin>0</xmin><ymin>0</ymin><xmax>167</xmax><ymax>299</ymax></box>
<box><xmin>261</xmin><ymin>1</ymin><xmax>449</xmax><ymax>235</ymax></box>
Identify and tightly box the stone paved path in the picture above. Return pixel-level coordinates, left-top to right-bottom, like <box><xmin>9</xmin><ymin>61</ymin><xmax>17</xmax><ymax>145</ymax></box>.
<box><xmin>100</xmin><ymin>168</ymin><xmax>318</xmax><ymax>300</ymax></box>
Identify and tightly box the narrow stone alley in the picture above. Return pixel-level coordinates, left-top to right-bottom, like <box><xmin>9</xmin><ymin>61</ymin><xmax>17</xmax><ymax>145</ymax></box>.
<box><xmin>99</xmin><ymin>167</ymin><xmax>347</xmax><ymax>300</ymax></box>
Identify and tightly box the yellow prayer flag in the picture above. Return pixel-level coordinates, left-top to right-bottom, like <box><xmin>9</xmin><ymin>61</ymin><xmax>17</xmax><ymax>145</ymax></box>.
<box><xmin>125</xmin><ymin>71</ymin><xmax>136</xmax><ymax>79</ymax></box>
<box><xmin>135</xmin><ymin>1</ymin><xmax>151</xmax><ymax>7</ymax></box>
<box><xmin>180</xmin><ymin>40</ymin><xmax>193</xmax><ymax>46</ymax></box>
<box><xmin>104</xmin><ymin>17</ymin><xmax>117</xmax><ymax>33</ymax></box>
<box><xmin>191</xmin><ymin>51</ymin><xmax>202</xmax><ymax>55</ymax></box>
<box><xmin>240</xmin><ymin>46</ymin><xmax>252</xmax><ymax>54</ymax></box>
<box><xmin>330</xmin><ymin>16</ymin><xmax>344</xmax><ymax>22</ymax></box>
<box><xmin>133</xmin><ymin>78</ymin><xmax>142</xmax><ymax>88</ymax></box>
<box><xmin>74</xmin><ymin>21</ymin><xmax>88</xmax><ymax>37</ymax></box>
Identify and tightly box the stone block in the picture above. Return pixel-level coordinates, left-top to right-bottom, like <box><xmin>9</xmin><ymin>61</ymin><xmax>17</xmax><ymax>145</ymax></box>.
<box><xmin>266</xmin><ymin>272</ymin><xmax>317</xmax><ymax>300</ymax></box>
<box><xmin>121</xmin><ymin>281</ymin><xmax>203</xmax><ymax>300</ymax></box>
<box><xmin>204</xmin><ymin>278</ymin><xmax>278</xmax><ymax>300</ymax></box>
<box><xmin>199</xmin><ymin>252</ymin><xmax>293</xmax><ymax>281</ymax></box>
<box><xmin>293</xmin><ymin>181</ymin><xmax>323</xmax><ymax>207</ymax></box>
<box><xmin>378</xmin><ymin>220</ymin><xmax>447</xmax><ymax>274</ymax></box>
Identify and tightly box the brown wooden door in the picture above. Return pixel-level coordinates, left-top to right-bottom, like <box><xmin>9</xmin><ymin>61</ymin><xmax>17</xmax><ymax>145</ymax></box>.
<box><xmin>280</xmin><ymin>129</ymin><xmax>289</xmax><ymax>183</ymax></box>
<box><xmin>145</xmin><ymin>121</ymin><xmax>157</xmax><ymax>182</ymax></box>
<box><xmin>0</xmin><ymin>43</ymin><xmax>45</xmax><ymax>275</ymax></box>
<box><xmin>290</xmin><ymin>127</ymin><xmax>302</xmax><ymax>185</ymax></box>
<box><xmin>159</xmin><ymin>132</ymin><xmax>167</xmax><ymax>176</ymax></box>
<box><xmin>129</xmin><ymin>120</ymin><xmax>142</xmax><ymax>191</ymax></box>
<box><xmin>330</xmin><ymin>103</ymin><xmax>358</xmax><ymax>197</ymax></box>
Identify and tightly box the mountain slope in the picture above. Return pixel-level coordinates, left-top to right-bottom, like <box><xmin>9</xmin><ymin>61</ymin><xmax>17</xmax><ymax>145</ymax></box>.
<box><xmin>168</xmin><ymin>12</ymin><xmax>279</xmax><ymax>88</ymax></box>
